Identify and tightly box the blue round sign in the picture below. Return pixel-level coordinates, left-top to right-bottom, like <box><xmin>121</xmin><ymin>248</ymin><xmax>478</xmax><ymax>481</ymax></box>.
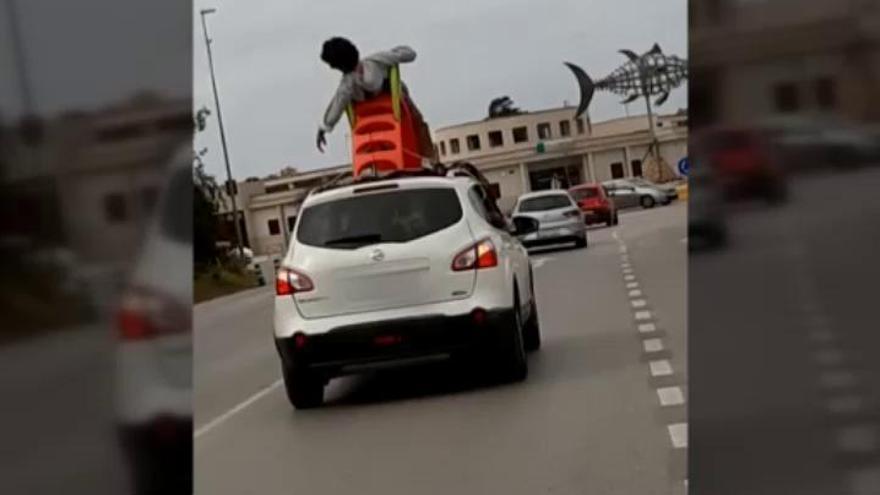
<box><xmin>677</xmin><ymin>157</ymin><xmax>689</xmax><ymax>176</ymax></box>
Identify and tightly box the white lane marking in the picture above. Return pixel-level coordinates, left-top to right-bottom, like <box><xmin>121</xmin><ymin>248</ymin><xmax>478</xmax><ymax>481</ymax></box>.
<box><xmin>643</xmin><ymin>338</ymin><xmax>664</xmax><ymax>353</ymax></box>
<box><xmin>827</xmin><ymin>395</ymin><xmax>864</xmax><ymax>415</ymax></box>
<box><xmin>808</xmin><ymin>329</ymin><xmax>835</xmax><ymax>343</ymax></box>
<box><xmin>621</xmin><ymin>263</ymin><xmax>631</xmax><ymax>269</ymax></box>
<box><xmin>835</xmin><ymin>425</ymin><xmax>878</xmax><ymax>453</ymax></box>
<box><xmin>194</xmin><ymin>379</ymin><xmax>283</xmax><ymax>439</ymax></box>
<box><xmin>532</xmin><ymin>257</ymin><xmax>554</xmax><ymax>268</ymax></box>
<box><xmin>626</xmin><ymin>282</ymin><xmax>639</xmax><ymax>289</ymax></box>
<box><xmin>628</xmin><ymin>289</ymin><xmax>642</xmax><ymax>297</ymax></box>
<box><xmin>638</xmin><ymin>323</ymin><xmax>657</xmax><ymax>334</ymax></box>
<box><xmin>634</xmin><ymin>310</ymin><xmax>652</xmax><ymax>321</ymax></box>
<box><xmin>620</xmin><ymin>246</ymin><xmax>628</xmax><ymax>253</ymax></box>
<box><xmin>631</xmin><ymin>299</ymin><xmax>647</xmax><ymax>308</ymax></box>
<box><xmin>813</xmin><ymin>349</ymin><xmax>845</xmax><ymax>366</ymax></box>
<box><xmin>849</xmin><ymin>468</ymin><xmax>880</xmax><ymax>495</ymax></box>
<box><xmin>624</xmin><ymin>274</ymin><xmax>636</xmax><ymax>281</ymax></box>
<box><xmin>649</xmin><ymin>359</ymin><xmax>673</xmax><ymax>377</ymax></box>
<box><xmin>818</xmin><ymin>370</ymin><xmax>858</xmax><ymax>389</ymax></box>
<box><xmin>657</xmin><ymin>386</ymin><xmax>685</xmax><ymax>406</ymax></box>
<box><xmin>622</xmin><ymin>268</ymin><xmax>634</xmax><ymax>275</ymax></box>
<box><xmin>668</xmin><ymin>423</ymin><xmax>688</xmax><ymax>448</ymax></box>
<box><xmin>612</xmin><ymin>231</ymin><xmax>620</xmax><ymax>240</ymax></box>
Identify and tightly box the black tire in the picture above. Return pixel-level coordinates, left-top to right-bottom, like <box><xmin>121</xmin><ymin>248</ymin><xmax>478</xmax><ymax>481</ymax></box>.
<box><xmin>640</xmin><ymin>195</ymin><xmax>656</xmax><ymax>208</ymax></box>
<box><xmin>499</xmin><ymin>291</ymin><xmax>528</xmax><ymax>381</ymax></box>
<box><xmin>523</xmin><ymin>270</ymin><xmax>541</xmax><ymax>352</ymax></box>
<box><xmin>613</xmin><ymin>212</ymin><xmax>620</xmax><ymax>225</ymax></box>
<box><xmin>282</xmin><ymin>366</ymin><xmax>324</xmax><ymax>409</ymax></box>
<box><xmin>574</xmin><ymin>234</ymin><xmax>588</xmax><ymax>248</ymax></box>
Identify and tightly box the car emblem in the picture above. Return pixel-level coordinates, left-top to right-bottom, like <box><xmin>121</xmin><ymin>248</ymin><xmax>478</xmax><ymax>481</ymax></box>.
<box><xmin>370</xmin><ymin>249</ymin><xmax>385</xmax><ymax>262</ymax></box>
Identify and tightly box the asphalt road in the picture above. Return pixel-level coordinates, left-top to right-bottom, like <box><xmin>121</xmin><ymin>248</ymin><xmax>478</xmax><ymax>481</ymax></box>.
<box><xmin>690</xmin><ymin>166</ymin><xmax>880</xmax><ymax>495</ymax></box>
<box><xmin>194</xmin><ymin>202</ymin><xmax>687</xmax><ymax>495</ymax></box>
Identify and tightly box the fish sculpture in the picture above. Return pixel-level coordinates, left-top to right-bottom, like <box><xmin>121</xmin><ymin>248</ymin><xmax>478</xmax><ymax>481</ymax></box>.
<box><xmin>565</xmin><ymin>43</ymin><xmax>688</xmax><ymax>119</ymax></box>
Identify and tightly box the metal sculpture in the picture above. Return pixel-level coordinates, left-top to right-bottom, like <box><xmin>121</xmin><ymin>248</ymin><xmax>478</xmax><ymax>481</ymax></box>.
<box><xmin>564</xmin><ymin>43</ymin><xmax>687</xmax><ymax>120</ymax></box>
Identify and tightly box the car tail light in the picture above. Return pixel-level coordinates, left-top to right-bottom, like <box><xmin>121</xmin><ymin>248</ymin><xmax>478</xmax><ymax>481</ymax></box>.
<box><xmin>564</xmin><ymin>209</ymin><xmax>581</xmax><ymax>218</ymax></box>
<box><xmin>452</xmin><ymin>238</ymin><xmax>498</xmax><ymax>271</ymax></box>
<box><xmin>276</xmin><ymin>267</ymin><xmax>314</xmax><ymax>296</ymax></box>
<box><xmin>117</xmin><ymin>287</ymin><xmax>189</xmax><ymax>341</ymax></box>
<box><xmin>293</xmin><ymin>332</ymin><xmax>308</xmax><ymax>350</ymax></box>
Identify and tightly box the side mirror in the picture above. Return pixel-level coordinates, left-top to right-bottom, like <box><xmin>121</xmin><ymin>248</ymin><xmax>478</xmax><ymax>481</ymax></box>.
<box><xmin>487</xmin><ymin>211</ymin><xmax>508</xmax><ymax>230</ymax></box>
<box><xmin>511</xmin><ymin>216</ymin><xmax>539</xmax><ymax>236</ymax></box>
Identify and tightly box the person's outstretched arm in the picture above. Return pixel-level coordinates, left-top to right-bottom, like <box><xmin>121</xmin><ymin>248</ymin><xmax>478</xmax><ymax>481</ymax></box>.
<box><xmin>317</xmin><ymin>81</ymin><xmax>352</xmax><ymax>152</ymax></box>
<box><xmin>368</xmin><ymin>45</ymin><xmax>416</xmax><ymax>66</ymax></box>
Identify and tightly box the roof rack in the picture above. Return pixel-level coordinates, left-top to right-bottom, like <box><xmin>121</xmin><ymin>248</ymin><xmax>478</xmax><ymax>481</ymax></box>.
<box><xmin>306</xmin><ymin>161</ymin><xmax>495</xmax><ymax>197</ymax></box>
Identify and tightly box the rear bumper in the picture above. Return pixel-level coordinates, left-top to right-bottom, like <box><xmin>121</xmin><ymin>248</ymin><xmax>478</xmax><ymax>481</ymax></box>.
<box><xmin>518</xmin><ymin>221</ymin><xmax>585</xmax><ymax>245</ymax></box>
<box><xmin>275</xmin><ymin>309</ymin><xmax>511</xmax><ymax>377</ymax></box>
<box><xmin>581</xmin><ymin>207</ymin><xmax>612</xmax><ymax>224</ymax></box>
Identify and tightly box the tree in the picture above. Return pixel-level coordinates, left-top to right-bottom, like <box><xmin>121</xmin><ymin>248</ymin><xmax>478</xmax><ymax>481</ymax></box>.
<box><xmin>193</xmin><ymin>151</ymin><xmax>226</xmax><ymax>268</ymax></box>
<box><xmin>279</xmin><ymin>166</ymin><xmax>299</xmax><ymax>177</ymax></box>
<box><xmin>487</xmin><ymin>96</ymin><xmax>523</xmax><ymax>119</ymax></box>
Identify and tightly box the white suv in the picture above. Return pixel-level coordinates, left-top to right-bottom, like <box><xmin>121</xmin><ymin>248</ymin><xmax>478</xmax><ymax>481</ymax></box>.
<box><xmin>274</xmin><ymin>167</ymin><xmax>542</xmax><ymax>409</ymax></box>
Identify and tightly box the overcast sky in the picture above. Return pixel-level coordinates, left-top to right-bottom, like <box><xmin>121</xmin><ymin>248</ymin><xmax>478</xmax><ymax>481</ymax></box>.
<box><xmin>193</xmin><ymin>0</ymin><xmax>687</xmax><ymax>179</ymax></box>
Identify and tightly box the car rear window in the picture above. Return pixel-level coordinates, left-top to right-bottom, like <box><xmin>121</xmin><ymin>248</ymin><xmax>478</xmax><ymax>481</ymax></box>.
<box><xmin>518</xmin><ymin>194</ymin><xmax>573</xmax><ymax>212</ymax></box>
<box><xmin>297</xmin><ymin>187</ymin><xmax>463</xmax><ymax>249</ymax></box>
<box><xmin>570</xmin><ymin>188</ymin><xmax>599</xmax><ymax>201</ymax></box>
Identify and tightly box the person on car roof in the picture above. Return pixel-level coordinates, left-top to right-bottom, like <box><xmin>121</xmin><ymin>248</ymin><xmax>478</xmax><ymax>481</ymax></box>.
<box><xmin>316</xmin><ymin>37</ymin><xmax>434</xmax><ymax>159</ymax></box>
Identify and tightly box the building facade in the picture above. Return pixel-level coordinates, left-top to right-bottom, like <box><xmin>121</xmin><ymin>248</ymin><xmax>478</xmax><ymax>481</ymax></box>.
<box><xmin>432</xmin><ymin>107</ymin><xmax>688</xmax><ymax>212</ymax></box>
<box><xmin>233</xmin><ymin>108</ymin><xmax>688</xmax><ymax>256</ymax></box>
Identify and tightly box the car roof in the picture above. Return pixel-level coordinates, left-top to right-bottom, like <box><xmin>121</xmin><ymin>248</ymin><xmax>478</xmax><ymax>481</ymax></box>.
<box><xmin>302</xmin><ymin>175</ymin><xmax>473</xmax><ymax>208</ymax></box>
<box><xmin>516</xmin><ymin>190</ymin><xmax>572</xmax><ymax>202</ymax></box>
<box><xmin>570</xmin><ymin>182</ymin><xmax>602</xmax><ymax>190</ymax></box>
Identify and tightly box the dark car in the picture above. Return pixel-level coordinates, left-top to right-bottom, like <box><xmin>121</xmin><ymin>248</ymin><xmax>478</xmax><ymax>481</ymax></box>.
<box><xmin>569</xmin><ymin>183</ymin><xmax>618</xmax><ymax>226</ymax></box>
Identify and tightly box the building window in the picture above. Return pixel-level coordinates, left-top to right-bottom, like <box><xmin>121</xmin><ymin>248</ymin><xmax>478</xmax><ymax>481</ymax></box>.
<box><xmin>537</xmin><ymin>122</ymin><xmax>552</xmax><ymax>140</ymax></box>
<box><xmin>559</xmin><ymin>120</ymin><xmax>571</xmax><ymax>137</ymax></box>
<box><xmin>103</xmin><ymin>193</ymin><xmax>127</xmax><ymax>223</ymax></box>
<box><xmin>466</xmin><ymin>134</ymin><xmax>481</xmax><ymax>151</ymax></box>
<box><xmin>265</xmin><ymin>183</ymin><xmax>290</xmax><ymax>194</ymax></box>
<box><xmin>631</xmin><ymin>160</ymin><xmax>643</xmax><ymax>177</ymax></box>
<box><xmin>450</xmin><ymin>138</ymin><xmax>460</xmax><ymax>154</ymax></box>
<box><xmin>773</xmin><ymin>82</ymin><xmax>799</xmax><ymax>113</ymax></box>
<box><xmin>611</xmin><ymin>162</ymin><xmax>624</xmax><ymax>179</ymax></box>
<box><xmin>488</xmin><ymin>130</ymin><xmax>504</xmax><ymax>148</ymax></box>
<box><xmin>512</xmin><ymin>126</ymin><xmax>529</xmax><ymax>143</ymax></box>
<box><xmin>141</xmin><ymin>187</ymin><xmax>159</xmax><ymax>213</ymax></box>
<box><xmin>440</xmin><ymin>141</ymin><xmax>446</xmax><ymax>156</ymax></box>
<box><xmin>268</xmin><ymin>219</ymin><xmax>280</xmax><ymax>236</ymax></box>
<box><xmin>287</xmin><ymin>216</ymin><xmax>297</xmax><ymax>233</ymax></box>
<box><xmin>575</xmin><ymin>118</ymin><xmax>585</xmax><ymax>134</ymax></box>
<box><xmin>815</xmin><ymin>77</ymin><xmax>836</xmax><ymax>109</ymax></box>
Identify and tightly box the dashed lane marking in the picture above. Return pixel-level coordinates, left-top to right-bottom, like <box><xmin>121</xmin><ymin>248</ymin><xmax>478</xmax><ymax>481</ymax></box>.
<box><xmin>668</xmin><ymin>423</ymin><xmax>688</xmax><ymax>448</ymax></box>
<box><xmin>626</xmin><ymin>282</ymin><xmax>639</xmax><ymax>289</ymax></box>
<box><xmin>649</xmin><ymin>359</ymin><xmax>674</xmax><ymax>377</ymax></box>
<box><xmin>643</xmin><ymin>338</ymin><xmax>664</xmax><ymax>353</ymax></box>
<box><xmin>628</xmin><ymin>289</ymin><xmax>643</xmax><ymax>297</ymax></box>
<box><xmin>631</xmin><ymin>299</ymin><xmax>647</xmax><ymax>308</ymax></box>
<box><xmin>634</xmin><ymin>310</ymin><xmax>652</xmax><ymax>321</ymax></box>
<box><xmin>638</xmin><ymin>323</ymin><xmax>657</xmax><ymax>334</ymax></box>
<box><xmin>657</xmin><ymin>386</ymin><xmax>685</xmax><ymax>407</ymax></box>
<box><xmin>195</xmin><ymin>379</ymin><xmax>283</xmax><ymax>439</ymax></box>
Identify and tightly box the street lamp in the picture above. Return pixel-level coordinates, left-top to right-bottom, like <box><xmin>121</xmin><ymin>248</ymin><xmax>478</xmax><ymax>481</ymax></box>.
<box><xmin>199</xmin><ymin>7</ymin><xmax>245</xmax><ymax>259</ymax></box>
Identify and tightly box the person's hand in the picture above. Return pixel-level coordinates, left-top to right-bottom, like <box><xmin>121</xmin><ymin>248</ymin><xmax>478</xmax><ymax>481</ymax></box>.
<box><xmin>316</xmin><ymin>129</ymin><xmax>327</xmax><ymax>153</ymax></box>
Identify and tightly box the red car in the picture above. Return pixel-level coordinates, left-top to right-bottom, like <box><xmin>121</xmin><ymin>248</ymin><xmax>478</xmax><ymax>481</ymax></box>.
<box><xmin>569</xmin><ymin>183</ymin><xmax>618</xmax><ymax>227</ymax></box>
<box><xmin>693</xmin><ymin>127</ymin><xmax>787</xmax><ymax>204</ymax></box>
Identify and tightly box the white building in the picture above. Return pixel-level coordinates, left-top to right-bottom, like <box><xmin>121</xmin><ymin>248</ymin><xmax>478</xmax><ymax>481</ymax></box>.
<box><xmin>232</xmin><ymin>108</ymin><xmax>688</xmax><ymax>256</ymax></box>
<box><xmin>432</xmin><ymin>107</ymin><xmax>688</xmax><ymax>212</ymax></box>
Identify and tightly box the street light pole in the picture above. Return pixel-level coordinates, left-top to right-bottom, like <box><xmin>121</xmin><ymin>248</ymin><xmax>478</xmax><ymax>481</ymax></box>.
<box><xmin>199</xmin><ymin>8</ymin><xmax>244</xmax><ymax>258</ymax></box>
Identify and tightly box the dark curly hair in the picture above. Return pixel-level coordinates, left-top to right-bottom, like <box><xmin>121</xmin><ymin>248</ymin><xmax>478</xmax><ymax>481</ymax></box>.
<box><xmin>321</xmin><ymin>37</ymin><xmax>359</xmax><ymax>73</ymax></box>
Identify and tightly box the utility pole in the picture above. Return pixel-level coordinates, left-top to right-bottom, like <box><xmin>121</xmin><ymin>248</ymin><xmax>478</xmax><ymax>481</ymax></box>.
<box><xmin>5</xmin><ymin>0</ymin><xmax>34</xmax><ymax>115</ymax></box>
<box><xmin>200</xmin><ymin>7</ymin><xmax>244</xmax><ymax>258</ymax></box>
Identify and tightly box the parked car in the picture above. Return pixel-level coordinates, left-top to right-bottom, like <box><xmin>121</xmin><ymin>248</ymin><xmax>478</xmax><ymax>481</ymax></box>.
<box><xmin>602</xmin><ymin>179</ymin><xmax>670</xmax><ymax>209</ymax></box>
<box><xmin>688</xmin><ymin>154</ymin><xmax>728</xmax><ymax>250</ymax></box>
<box><xmin>692</xmin><ymin>126</ymin><xmax>787</xmax><ymax>204</ymax></box>
<box><xmin>512</xmin><ymin>190</ymin><xmax>588</xmax><ymax>248</ymax></box>
<box><xmin>116</xmin><ymin>145</ymin><xmax>192</xmax><ymax>494</ymax></box>
<box><xmin>626</xmin><ymin>177</ymin><xmax>679</xmax><ymax>201</ymax></box>
<box><xmin>569</xmin><ymin>182</ymin><xmax>618</xmax><ymax>226</ymax></box>
<box><xmin>274</xmin><ymin>166</ymin><xmax>542</xmax><ymax>409</ymax></box>
<box><xmin>227</xmin><ymin>245</ymin><xmax>254</xmax><ymax>263</ymax></box>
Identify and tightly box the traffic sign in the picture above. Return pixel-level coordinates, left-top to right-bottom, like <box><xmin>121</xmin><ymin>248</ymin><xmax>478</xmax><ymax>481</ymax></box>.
<box><xmin>678</xmin><ymin>157</ymin><xmax>689</xmax><ymax>176</ymax></box>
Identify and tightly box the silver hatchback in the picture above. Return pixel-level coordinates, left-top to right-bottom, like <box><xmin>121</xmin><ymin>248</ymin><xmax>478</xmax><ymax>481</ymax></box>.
<box><xmin>512</xmin><ymin>190</ymin><xmax>587</xmax><ymax>249</ymax></box>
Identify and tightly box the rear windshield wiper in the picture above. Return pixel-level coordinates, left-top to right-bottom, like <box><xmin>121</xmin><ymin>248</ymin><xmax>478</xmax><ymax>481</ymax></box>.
<box><xmin>323</xmin><ymin>233</ymin><xmax>384</xmax><ymax>247</ymax></box>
